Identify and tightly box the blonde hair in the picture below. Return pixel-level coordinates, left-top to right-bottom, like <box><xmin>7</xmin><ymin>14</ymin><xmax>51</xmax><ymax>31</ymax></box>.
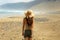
<box><xmin>25</xmin><ymin>10</ymin><xmax>34</xmax><ymax>17</ymax></box>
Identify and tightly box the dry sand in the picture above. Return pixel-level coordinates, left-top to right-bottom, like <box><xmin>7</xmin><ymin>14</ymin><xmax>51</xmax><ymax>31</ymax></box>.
<box><xmin>0</xmin><ymin>14</ymin><xmax>60</xmax><ymax>40</ymax></box>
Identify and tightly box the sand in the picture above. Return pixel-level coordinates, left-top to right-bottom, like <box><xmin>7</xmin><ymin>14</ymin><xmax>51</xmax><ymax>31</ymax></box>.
<box><xmin>0</xmin><ymin>14</ymin><xmax>60</xmax><ymax>40</ymax></box>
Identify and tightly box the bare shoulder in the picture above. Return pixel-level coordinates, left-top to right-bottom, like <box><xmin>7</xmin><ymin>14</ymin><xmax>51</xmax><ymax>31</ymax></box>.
<box><xmin>23</xmin><ymin>17</ymin><xmax>26</xmax><ymax>21</ymax></box>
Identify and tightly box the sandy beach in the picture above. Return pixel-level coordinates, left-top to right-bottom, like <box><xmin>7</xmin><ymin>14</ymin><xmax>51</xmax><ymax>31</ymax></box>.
<box><xmin>0</xmin><ymin>13</ymin><xmax>60</xmax><ymax>40</ymax></box>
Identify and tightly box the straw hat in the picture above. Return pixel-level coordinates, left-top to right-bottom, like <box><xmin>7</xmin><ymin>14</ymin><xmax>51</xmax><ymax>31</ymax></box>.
<box><xmin>25</xmin><ymin>10</ymin><xmax>34</xmax><ymax>17</ymax></box>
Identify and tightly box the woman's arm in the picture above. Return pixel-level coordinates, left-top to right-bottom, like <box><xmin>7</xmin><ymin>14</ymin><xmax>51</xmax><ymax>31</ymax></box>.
<box><xmin>22</xmin><ymin>18</ymin><xmax>25</xmax><ymax>35</ymax></box>
<box><xmin>31</xmin><ymin>17</ymin><xmax>34</xmax><ymax>30</ymax></box>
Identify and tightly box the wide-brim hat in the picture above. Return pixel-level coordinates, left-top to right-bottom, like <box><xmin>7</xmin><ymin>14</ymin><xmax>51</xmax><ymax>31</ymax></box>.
<box><xmin>25</xmin><ymin>10</ymin><xmax>34</xmax><ymax>17</ymax></box>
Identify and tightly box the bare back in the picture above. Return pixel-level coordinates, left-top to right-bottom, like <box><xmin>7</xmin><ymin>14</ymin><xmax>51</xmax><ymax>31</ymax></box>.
<box><xmin>24</xmin><ymin>17</ymin><xmax>33</xmax><ymax>31</ymax></box>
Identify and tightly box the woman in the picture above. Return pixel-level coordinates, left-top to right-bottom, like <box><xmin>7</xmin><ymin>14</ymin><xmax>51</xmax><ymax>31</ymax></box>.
<box><xmin>22</xmin><ymin>10</ymin><xmax>34</xmax><ymax>40</ymax></box>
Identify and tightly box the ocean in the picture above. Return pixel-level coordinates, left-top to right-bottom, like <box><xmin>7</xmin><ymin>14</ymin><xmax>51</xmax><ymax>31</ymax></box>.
<box><xmin>0</xmin><ymin>9</ymin><xmax>25</xmax><ymax>18</ymax></box>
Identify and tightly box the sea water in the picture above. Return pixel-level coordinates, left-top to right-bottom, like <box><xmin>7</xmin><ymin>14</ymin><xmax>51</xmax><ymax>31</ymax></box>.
<box><xmin>0</xmin><ymin>9</ymin><xmax>25</xmax><ymax>18</ymax></box>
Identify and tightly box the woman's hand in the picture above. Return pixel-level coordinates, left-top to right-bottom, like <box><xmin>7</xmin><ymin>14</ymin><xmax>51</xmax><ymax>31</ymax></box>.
<box><xmin>22</xmin><ymin>31</ymin><xmax>24</xmax><ymax>36</ymax></box>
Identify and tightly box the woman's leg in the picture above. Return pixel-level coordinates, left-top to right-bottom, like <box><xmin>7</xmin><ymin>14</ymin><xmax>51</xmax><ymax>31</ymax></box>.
<box><xmin>28</xmin><ymin>38</ymin><xmax>32</xmax><ymax>40</ymax></box>
<box><xmin>24</xmin><ymin>37</ymin><xmax>28</xmax><ymax>40</ymax></box>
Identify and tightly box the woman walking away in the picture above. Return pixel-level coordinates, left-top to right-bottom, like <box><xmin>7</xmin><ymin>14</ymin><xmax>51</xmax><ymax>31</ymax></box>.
<box><xmin>22</xmin><ymin>10</ymin><xmax>34</xmax><ymax>40</ymax></box>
